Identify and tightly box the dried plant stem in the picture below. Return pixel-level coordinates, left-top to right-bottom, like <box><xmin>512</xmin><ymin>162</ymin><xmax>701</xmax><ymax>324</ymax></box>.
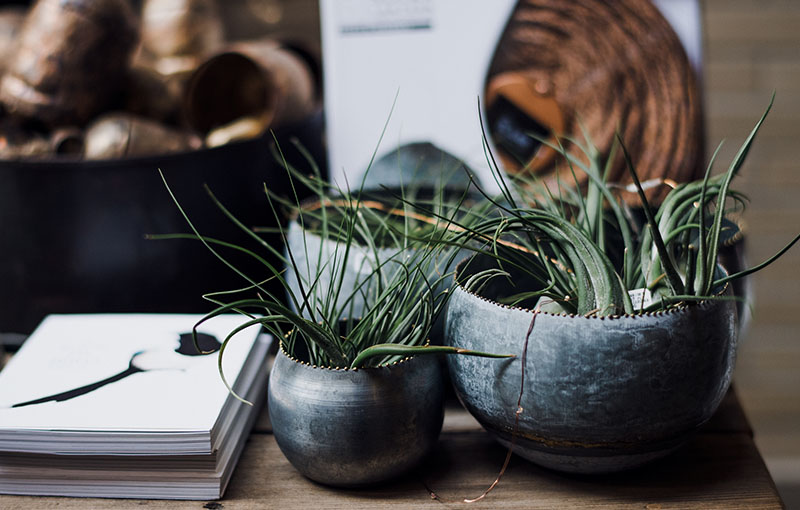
<box><xmin>427</xmin><ymin>312</ymin><xmax>538</xmax><ymax>504</ymax></box>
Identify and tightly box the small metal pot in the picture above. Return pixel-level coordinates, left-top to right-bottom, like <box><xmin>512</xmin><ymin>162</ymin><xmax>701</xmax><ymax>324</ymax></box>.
<box><xmin>268</xmin><ymin>342</ymin><xmax>444</xmax><ymax>486</ymax></box>
<box><xmin>445</xmin><ymin>253</ymin><xmax>738</xmax><ymax>474</ymax></box>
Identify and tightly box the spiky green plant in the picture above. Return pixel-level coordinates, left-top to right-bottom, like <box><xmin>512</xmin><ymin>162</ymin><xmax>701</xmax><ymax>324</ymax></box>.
<box><xmin>411</xmin><ymin>94</ymin><xmax>799</xmax><ymax>317</ymax></box>
<box><xmin>154</xmin><ymin>138</ymin><xmax>510</xmax><ymax>401</ymax></box>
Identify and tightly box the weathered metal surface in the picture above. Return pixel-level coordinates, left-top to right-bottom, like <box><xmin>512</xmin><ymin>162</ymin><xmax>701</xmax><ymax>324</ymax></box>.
<box><xmin>445</xmin><ymin>254</ymin><xmax>738</xmax><ymax>473</ymax></box>
<box><xmin>268</xmin><ymin>347</ymin><xmax>444</xmax><ymax>486</ymax></box>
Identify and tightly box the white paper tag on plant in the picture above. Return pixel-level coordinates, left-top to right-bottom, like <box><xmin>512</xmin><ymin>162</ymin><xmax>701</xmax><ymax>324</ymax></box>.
<box><xmin>628</xmin><ymin>288</ymin><xmax>653</xmax><ymax>310</ymax></box>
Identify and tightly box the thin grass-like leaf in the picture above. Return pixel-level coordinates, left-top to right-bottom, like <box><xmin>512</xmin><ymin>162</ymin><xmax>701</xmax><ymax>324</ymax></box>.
<box><xmin>617</xmin><ymin>136</ymin><xmax>685</xmax><ymax>296</ymax></box>
<box><xmin>350</xmin><ymin>344</ymin><xmax>515</xmax><ymax>369</ymax></box>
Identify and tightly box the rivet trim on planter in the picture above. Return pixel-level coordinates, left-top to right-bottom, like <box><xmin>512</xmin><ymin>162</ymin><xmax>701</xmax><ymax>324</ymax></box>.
<box><xmin>722</xmin><ymin>218</ymin><xmax>746</xmax><ymax>248</ymax></box>
<box><xmin>278</xmin><ymin>338</ymin><xmax>417</xmax><ymax>371</ymax></box>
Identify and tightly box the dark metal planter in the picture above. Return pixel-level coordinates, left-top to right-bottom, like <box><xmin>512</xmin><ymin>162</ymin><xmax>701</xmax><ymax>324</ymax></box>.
<box><xmin>268</xmin><ymin>344</ymin><xmax>444</xmax><ymax>486</ymax></box>
<box><xmin>445</xmin><ymin>253</ymin><xmax>738</xmax><ymax>474</ymax></box>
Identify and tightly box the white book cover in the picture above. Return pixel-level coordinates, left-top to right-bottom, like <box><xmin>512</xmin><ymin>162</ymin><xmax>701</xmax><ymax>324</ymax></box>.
<box><xmin>0</xmin><ymin>314</ymin><xmax>263</xmax><ymax>455</ymax></box>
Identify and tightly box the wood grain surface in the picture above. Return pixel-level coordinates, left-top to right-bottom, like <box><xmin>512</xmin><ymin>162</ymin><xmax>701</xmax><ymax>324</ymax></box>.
<box><xmin>0</xmin><ymin>388</ymin><xmax>783</xmax><ymax>509</ymax></box>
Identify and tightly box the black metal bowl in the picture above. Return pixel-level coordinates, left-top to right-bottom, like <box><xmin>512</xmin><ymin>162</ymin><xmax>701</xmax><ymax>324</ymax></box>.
<box><xmin>0</xmin><ymin>115</ymin><xmax>324</xmax><ymax>334</ymax></box>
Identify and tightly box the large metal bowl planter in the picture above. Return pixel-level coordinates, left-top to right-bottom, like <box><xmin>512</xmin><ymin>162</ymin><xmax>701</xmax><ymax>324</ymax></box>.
<box><xmin>268</xmin><ymin>343</ymin><xmax>445</xmax><ymax>486</ymax></box>
<box><xmin>445</xmin><ymin>253</ymin><xmax>738</xmax><ymax>474</ymax></box>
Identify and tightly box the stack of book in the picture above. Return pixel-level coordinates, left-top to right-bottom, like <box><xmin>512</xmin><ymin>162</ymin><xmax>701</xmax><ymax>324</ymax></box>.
<box><xmin>0</xmin><ymin>314</ymin><xmax>271</xmax><ymax>500</ymax></box>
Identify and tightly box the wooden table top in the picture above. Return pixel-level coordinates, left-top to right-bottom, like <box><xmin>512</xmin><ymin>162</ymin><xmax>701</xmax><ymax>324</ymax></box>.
<box><xmin>0</xmin><ymin>383</ymin><xmax>784</xmax><ymax>509</ymax></box>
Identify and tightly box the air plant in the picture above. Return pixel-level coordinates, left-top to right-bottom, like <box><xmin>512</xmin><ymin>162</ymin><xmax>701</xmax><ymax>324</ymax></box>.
<box><xmin>413</xmin><ymin>94</ymin><xmax>800</xmax><ymax>317</ymax></box>
<box><xmin>154</xmin><ymin>138</ymin><xmax>510</xmax><ymax>400</ymax></box>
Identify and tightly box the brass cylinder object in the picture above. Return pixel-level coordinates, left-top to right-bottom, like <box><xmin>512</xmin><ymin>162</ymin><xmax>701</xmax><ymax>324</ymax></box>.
<box><xmin>205</xmin><ymin>116</ymin><xmax>270</xmax><ymax>148</ymax></box>
<box><xmin>140</xmin><ymin>0</ymin><xmax>224</xmax><ymax>75</ymax></box>
<box><xmin>184</xmin><ymin>40</ymin><xmax>317</xmax><ymax>135</ymax></box>
<box><xmin>124</xmin><ymin>66</ymin><xmax>186</xmax><ymax>123</ymax></box>
<box><xmin>84</xmin><ymin>113</ymin><xmax>202</xmax><ymax>160</ymax></box>
<box><xmin>0</xmin><ymin>0</ymin><xmax>139</xmax><ymax>128</ymax></box>
<box><xmin>50</xmin><ymin>127</ymin><xmax>85</xmax><ymax>157</ymax></box>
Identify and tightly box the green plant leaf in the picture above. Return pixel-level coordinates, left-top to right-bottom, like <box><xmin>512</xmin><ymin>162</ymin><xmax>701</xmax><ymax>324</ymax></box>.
<box><xmin>349</xmin><ymin>343</ymin><xmax>515</xmax><ymax>369</ymax></box>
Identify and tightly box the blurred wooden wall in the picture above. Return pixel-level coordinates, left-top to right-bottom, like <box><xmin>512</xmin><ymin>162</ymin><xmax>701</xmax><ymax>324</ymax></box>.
<box><xmin>703</xmin><ymin>0</ymin><xmax>800</xmax><ymax>496</ymax></box>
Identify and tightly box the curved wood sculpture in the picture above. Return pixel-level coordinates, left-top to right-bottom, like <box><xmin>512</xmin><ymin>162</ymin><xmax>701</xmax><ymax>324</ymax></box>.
<box><xmin>485</xmin><ymin>0</ymin><xmax>704</xmax><ymax>204</ymax></box>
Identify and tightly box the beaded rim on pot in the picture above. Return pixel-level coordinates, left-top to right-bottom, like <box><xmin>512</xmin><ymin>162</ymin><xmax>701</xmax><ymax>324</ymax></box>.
<box><xmin>452</xmin><ymin>253</ymin><xmax>732</xmax><ymax>321</ymax></box>
<box><xmin>721</xmin><ymin>217</ymin><xmax>746</xmax><ymax>248</ymax></box>
<box><xmin>279</xmin><ymin>327</ymin><xmax>424</xmax><ymax>372</ymax></box>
